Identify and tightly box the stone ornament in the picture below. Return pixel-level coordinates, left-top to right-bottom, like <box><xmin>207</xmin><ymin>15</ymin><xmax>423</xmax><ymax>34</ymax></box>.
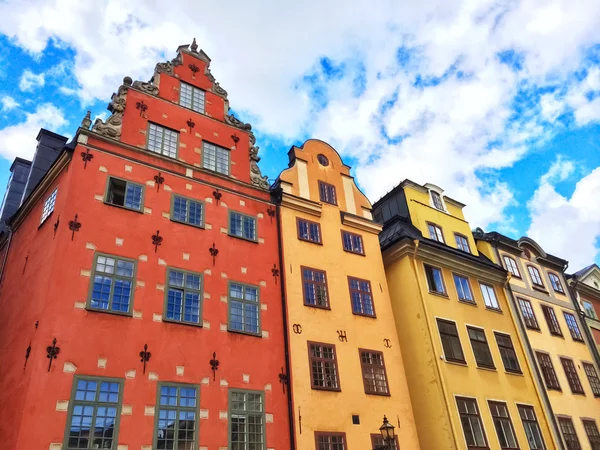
<box><xmin>132</xmin><ymin>80</ymin><xmax>159</xmax><ymax>96</ymax></box>
<box><xmin>92</xmin><ymin>76</ymin><xmax>132</xmax><ymax>139</ymax></box>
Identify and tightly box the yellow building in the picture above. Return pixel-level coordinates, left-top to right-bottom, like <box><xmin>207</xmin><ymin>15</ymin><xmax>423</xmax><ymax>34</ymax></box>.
<box><xmin>273</xmin><ymin>141</ymin><xmax>420</xmax><ymax>450</ymax></box>
<box><xmin>476</xmin><ymin>231</ymin><xmax>600</xmax><ymax>450</ymax></box>
<box><xmin>373</xmin><ymin>181</ymin><xmax>558</xmax><ymax>450</ymax></box>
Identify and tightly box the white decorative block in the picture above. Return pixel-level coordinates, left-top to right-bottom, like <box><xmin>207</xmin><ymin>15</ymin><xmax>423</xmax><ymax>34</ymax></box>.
<box><xmin>257</xmin><ymin>213</ymin><xmax>264</xmax><ymax>219</ymax></box>
<box><xmin>262</xmin><ymin>331</ymin><xmax>269</xmax><ymax>339</ymax></box>
<box><xmin>258</xmin><ymin>238</ymin><xmax>265</xmax><ymax>244</ymax></box>
<box><xmin>200</xmin><ymin>447</ymin><xmax>208</xmax><ymax>450</ymax></box>
<box><xmin>243</xmin><ymin>374</ymin><xmax>250</xmax><ymax>383</ymax></box>
<box><xmin>94</xmin><ymin>194</ymin><xmax>104</xmax><ymax>201</ymax></box>
<box><xmin>205</xmin><ymin>197</ymin><xmax>213</xmax><ymax>203</ymax></box>
<box><xmin>264</xmin><ymin>383</ymin><xmax>272</xmax><ymax>391</ymax></box>
<box><xmin>115</xmin><ymin>238</ymin><xmax>124</xmax><ymax>246</ymax></box>
<box><xmin>220</xmin><ymin>378</ymin><xmax>228</xmax><ymax>387</ymax></box>
<box><xmin>203</xmin><ymin>320</ymin><xmax>210</xmax><ymax>329</ymax></box>
<box><xmin>85</xmin><ymin>242</ymin><xmax>96</xmax><ymax>250</ymax></box>
<box><xmin>117</xmin><ymin>444</ymin><xmax>128</xmax><ymax>450</ymax></box>
<box><xmin>77</xmin><ymin>134</ymin><xmax>88</xmax><ymax>144</ymax></box>
<box><xmin>144</xmin><ymin>406</ymin><xmax>155</xmax><ymax>416</ymax></box>
<box><xmin>74</xmin><ymin>301</ymin><xmax>85</xmax><ymax>309</ymax></box>
<box><xmin>146</xmin><ymin>180</ymin><xmax>156</xmax><ymax>187</ymax></box>
<box><xmin>153</xmin><ymin>313</ymin><xmax>163</xmax><ymax>322</ymax></box>
<box><xmin>121</xmin><ymin>405</ymin><xmax>133</xmax><ymax>415</ymax></box>
<box><xmin>186</xmin><ymin>183</ymin><xmax>192</xmax><ymax>190</ymax></box>
<box><xmin>138</xmin><ymin>254</ymin><xmax>148</xmax><ymax>262</ymax></box>
<box><xmin>133</xmin><ymin>310</ymin><xmax>142</xmax><ymax>319</ymax></box>
<box><xmin>162</xmin><ymin>212</ymin><xmax>170</xmax><ymax>219</ymax></box>
<box><xmin>205</xmin><ymin>223</ymin><xmax>212</xmax><ymax>230</ymax></box>
<box><xmin>141</xmin><ymin>446</ymin><xmax>152</xmax><ymax>450</ymax></box>
<box><xmin>176</xmin><ymin>366</ymin><xmax>184</xmax><ymax>376</ymax></box>
<box><xmin>98</xmin><ymin>357</ymin><xmax>107</xmax><ymax>368</ymax></box>
<box><xmin>144</xmin><ymin>207</ymin><xmax>152</xmax><ymax>214</ymax></box>
<box><xmin>265</xmin><ymin>413</ymin><xmax>274</xmax><ymax>423</ymax></box>
<box><xmin>220</xmin><ymin>227</ymin><xmax>228</xmax><ymax>234</ymax></box>
<box><xmin>158</xmin><ymin>258</ymin><xmax>167</xmax><ymax>266</ymax></box>
<box><xmin>200</xmin><ymin>409</ymin><xmax>209</xmax><ymax>419</ymax></box>
<box><xmin>220</xmin><ymin>323</ymin><xmax>227</xmax><ymax>331</ymax></box>
<box><xmin>80</xmin><ymin>269</ymin><xmax>91</xmax><ymax>277</ymax></box>
<box><xmin>183</xmin><ymin>253</ymin><xmax>190</xmax><ymax>261</ymax></box>
<box><xmin>124</xmin><ymin>165</ymin><xmax>132</xmax><ymax>172</ymax></box>
<box><xmin>219</xmin><ymin>411</ymin><xmax>228</xmax><ymax>420</ymax></box>
<box><xmin>241</xmin><ymin>267</ymin><xmax>247</xmax><ymax>274</ymax></box>
<box><xmin>221</xmin><ymin>202</ymin><xmax>228</xmax><ymax>208</ymax></box>
<box><xmin>204</xmin><ymin>269</ymin><xmax>212</xmax><ymax>275</ymax></box>
<box><xmin>203</xmin><ymin>293</ymin><xmax>211</xmax><ymax>299</ymax></box>
<box><xmin>156</xmin><ymin>284</ymin><xmax>165</xmax><ymax>291</ymax></box>
<box><xmin>221</xmin><ymin>272</ymin><xmax>227</xmax><ymax>279</ymax></box>
<box><xmin>63</xmin><ymin>362</ymin><xmax>77</xmax><ymax>373</ymax></box>
<box><xmin>125</xmin><ymin>370</ymin><xmax>136</xmax><ymax>379</ymax></box>
<box><xmin>164</xmin><ymin>185</ymin><xmax>172</xmax><ymax>192</ymax></box>
<box><xmin>259</xmin><ymin>281</ymin><xmax>267</xmax><ymax>287</ymax></box>
<box><xmin>49</xmin><ymin>444</ymin><xmax>62</xmax><ymax>450</ymax></box>
<box><xmin>136</xmin><ymin>280</ymin><xmax>145</xmax><ymax>287</ymax></box>
<box><xmin>261</xmin><ymin>304</ymin><xmax>267</xmax><ymax>311</ymax></box>
<box><xmin>239</xmin><ymin>200</ymin><xmax>245</xmax><ymax>206</ymax></box>
<box><xmin>186</xmin><ymin>168</ymin><xmax>193</xmax><ymax>177</ymax></box>
<box><xmin>201</xmin><ymin>377</ymin><xmax>210</xmax><ymax>385</ymax></box>
<box><xmin>148</xmin><ymin>372</ymin><xmax>159</xmax><ymax>381</ymax></box>
<box><xmin>56</xmin><ymin>400</ymin><xmax>69</xmax><ymax>411</ymax></box>
<box><xmin>99</xmin><ymin>166</ymin><xmax>108</xmax><ymax>173</ymax></box>
<box><xmin>220</xmin><ymin>296</ymin><xmax>227</xmax><ymax>303</ymax></box>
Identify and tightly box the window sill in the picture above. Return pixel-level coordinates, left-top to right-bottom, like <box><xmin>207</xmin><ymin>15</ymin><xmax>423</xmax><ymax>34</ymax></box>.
<box><xmin>525</xmin><ymin>326</ymin><xmax>542</xmax><ymax>333</ymax></box>
<box><xmin>352</xmin><ymin>311</ymin><xmax>377</xmax><ymax>319</ymax></box>
<box><xmin>429</xmin><ymin>291</ymin><xmax>449</xmax><ymax>299</ymax></box>
<box><xmin>227</xmin><ymin>328</ymin><xmax>262</xmax><ymax>338</ymax></box>
<box><xmin>531</xmin><ymin>285</ymin><xmax>549</xmax><ymax>294</ymax></box>
<box><xmin>504</xmin><ymin>370</ymin><xmax>524</xmax><ymax>376</ymax></box>
<box><xmin>38</xmin><ymin>211</ymin><xmax>54</xmax><ymax>229</ymax></box>
<box><xmin>298</xmin><ymin>237</ymin><xmax>323</xmax><ymax>246</ymax></box>
<box><xmin>444</xmin><ymin>359</ymin><xmax>468</xmax><ymax>367</ymax></box>
<box><xmin>572</xmin><ymin>338</ymin><xmax>586</xmax><ymax>343</ymax></box>
<box><xmin>458</xmin><ymin>299</ymin><xmax>478</xmax><ymax>307</ymax></box>
<box><xmin>343</xmin><ymin>248</ymin><xmax>366</xmax><ymax>257</ymax></box>
<box><xmin>304</xmin><ymin>303</ymin><xmax>331</xmax><ymax>311</ymax></box>
<box><xmin>311</xmin><ymin>386</ymin><xmax>341</xmax><ymax>392</ymax></box>
<box><xmin>485</xmin><ymin>307</ymin><xmax>503</xmax><ymax>314</ymax></box>
<box><xmin>552</xmin><ymin>290</ymin><xmax>566</xmax><ymax>296</ymax></box>
<box><xmin>228</xmin><ymin>233</ymin><xmax>259</xmax><ymax>244</ymax></box>
<box><xmin>549</xmin><ymin>332</ymin><xmax>564</xmax><ymax>339</ymax></box>
<box><xmin>570</xmin><ymin>391</ymin><xmax>586</xmax><ymax>396</ymax></box>
<box><xmin>104</xmin><ymin>201</ymin><xmax>144</xmax><ymax>214</ymax></box>
<box><xmin>546</xmin><ymin>387</ymin><xmax>562</xmax><ymax>392</ymax></box>
<box><xmin>476</xmin><ymin>365</ymin><xmax>497</xmax><ymax>372</ymax></box>
<box><xmin>163</xmin><ymin>317</ymin><xmax>204</xmax><ymax>328</ymax></box>
<box><xmin>364</xmin><ymin>391</ymin><xmax>391</xmax><ymax>397</ymax></box>
<box><xmin>170</xmin><ymin>218</ymin><xmax>205</xmax><ymax>230</ymax></box>
<box><xmin>85</xmin><ymin>306</ymin><xmax>133</xmax><ymax>318</ymax></box>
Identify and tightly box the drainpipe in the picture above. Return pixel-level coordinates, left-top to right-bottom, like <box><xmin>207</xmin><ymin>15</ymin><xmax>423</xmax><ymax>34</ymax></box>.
<box><xmin>409</xmin><ymin>239</ymin><xmax>462</xmax><ymax>450</ymax></box>
<box><xmin>569</xmin><ymin>277</ymin><xmax>600</xmax><ymax>369</ymax></box>
<box><xmin>493</xmin><ymin>246</ymin><xmax>564</xmax><ymax>450</ymax></box>
<box><xmin>0</xmin><ymin>226</ymin><xmax>14</xmax><ymax>287</ymax></box>
<box><xmin>274</xmin><ymin>196</ymin><xmax>296</xmax><ymax>450</ymax></box>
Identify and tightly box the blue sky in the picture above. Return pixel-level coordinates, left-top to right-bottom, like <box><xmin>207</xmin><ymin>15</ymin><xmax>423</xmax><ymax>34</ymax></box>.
<box><xmin>0</xmin><ymin>0</ymin><xmax>599</xmax><ymax>269</ymax></box>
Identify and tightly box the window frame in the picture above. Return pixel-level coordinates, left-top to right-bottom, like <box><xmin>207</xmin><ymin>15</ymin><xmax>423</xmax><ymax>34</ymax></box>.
<box><xmin>228</xmin><ymin>210</ymin><xmax>258</xmax><ymax>242</ymax></box>
<box><xmin>296</xmin><ymin>217</ymin><xmax>322</xmax><ymax>244</ymax></box>
<box><xmin>63</xmin><ymin>375</ymin><xmax>124</xmax><ymax>450</ymax></box>
<box><xmin>341</xmin><ymin>230</ymin><xmax>365</xmax><ymax>255</ymax></box>
<box><xmin>480</xmin><ymin>282</ymin><xmax>501</xmax><ymax>311</ymax></box>
<box><xmin>430</xmin><ymin>190</ymin><xmax>445</xmax><ymax>211</ymax></box>
<box><xmin>527</xmin><ymin>265</ymin><xmax>545</xmax><ymax>289</ymax></box>
<box><xmin>308</xmin><ymin>341</ymin><xmax>341</xmax><ymax>392</ymax></box>
<box><xmin>40</xmin><ymin>186</ymin><xmax>58</xmax><ymax>225</ymax></box>
<box><xmin>228</xmin><ymin>388</ymin><xmax>266</xmax><ymax>450</ymax></box>
<box><xmin>301</xmin><ymin>266</ymin><xmax>330</xmax><ymax>310</ymax></box>
<box><xmin>535</xmin><ymin>351</ymin><xmax>561</xmax><ymax>391</ymax></box>
<box><xmin>582</xmin><ymin>362</ymin><xmax>600</xmax><ymax>397</ymax></box>
<box><xmin>314</xmin><ymin>431</ymin><xmax>346</xmax><ymax>450</ymax></box>
<box><xmin>494</xmin><ymin>332</ymin><xmax>522</xmax><ymax>374</ymax></box>
<box><xmin>227</xmin><ymin>281</ymin><xmax>261</xmax><ymax>336</ymax></box>
<box><xmin>147</xmin><ymin>122</ymin><xmax>179</xmax><ymax>159</ymax></box>
<box><xmin>516</xmin><ymin>404</ymin><xmax>546</xmax><ymax>450</ymax></box>
<box><xmin>558</xmin><ymin>417</ymin><xmax>582</xmax><ymax>450</ymax></box>
<box><xmin>518</xmin><ymin>298</ymin><xmax>540</xmax><ymax>330</ymax></box>
<box><xmin>582</xmin><ymin>419</ymin><xmax>600</xmax><ymax>449</ymax></box>
<box><xmin>560</xmin><ymin>357</ymin><xmax>585</xmax><ymax>395</ymax></box>
<box><xmin>563</xmin><ymin>312</ymin><xmax>584</xmax><ymax>342</ymax></box>
<box><xmin>153</xmin><ymin>381</ymin><xmax>200</xmax><ymax>450</ymax></box>
<box><xmin>437</xmin><ymin>318</ymin><xmax>466</xmax><ymax>364</ymax></box>
<box><xmin>541</xmin><ymin>304</ymin><xmax>563</xmax><ymax>337</ymax></box>
<box><xmin>86</xmin><ymin>252</ymin><xmax>137</xmax><ymax>317</ymax></box>
<box><xmin>202</xmin><ymin>140</ymin><xmax>231</xmax><ymax>176</ymax></box>
<box><xmin>347</xmin><ymin>276</ymin><xmax>376</xmax><ymax>317</ymax></box>
<box><xmin>456</xmin><ymin>396</ymin><xmax>489</xmax><ymax>449</ymax></box>
<box><xmin>427</xmin><ymin>222</ymin><xmax>445</xmax><ymax>243</ymax></box>
<box><xmin>455</xmin><ymin>233</ymin><xmax>471</xmax><ymax>253</ymax></box>
<box><xmin>179</xmin><ymin>81</ymin><xmax>206</xmax><ymax>114</ymax></box>
<box><xmin>163</xmin><ymin>267</ymin><xmax>204</xmax><ymax>327</ymax></box>
<box><xmin>358</xmin><ymin>348</ymin><xmax>390</xmax><ymax>396</ymax></box>
<box><xmin>170</xmin><ymin>194</ymin><xmax>205</xmax><ymax>228</ymax></box>
<box><xmin>503</xmin><ymin>255</ymin><xmax>521</xmax><ymax>278</ymax></box>
<box><xmin>425</xmin><ymin>264</ymin><xmax>447</xmax><ymax>296</ymax></box>
<box><xmin>488</xmin><ymin>400</ymin><xmax>519</xmax><ymax>449</ymax></box>
<box><xmin>318</xmin><ymin>180</ymin><xmax>337</xmax><ymax>205</ymax></box>
<box><xmin>548</xmin><ymin>272</ymin><xmax>565</xmax><ymax>294</ymax></box>
<box><xmin>467</xmin><ymin>326</ymin><xmax>496</xmax><ymax>370</ymax></box>
<box><xmin>103</xmin><ymin>176</ymin><xmax>145</xmax><ymax>213</ymax></box>
<box><xmin>453</xmin><ymin>273</ymin><xmax>475</xmax><ymax>304</ymax></box>
<box><xmin>370</xmin><ymin>434</ymin><xmax>399</xmax><ymax>450</ymax></box>
<box><xmin>582</xmin><ymin>300</ymin><xmax>597</xmax><ymax>319</ymax></box>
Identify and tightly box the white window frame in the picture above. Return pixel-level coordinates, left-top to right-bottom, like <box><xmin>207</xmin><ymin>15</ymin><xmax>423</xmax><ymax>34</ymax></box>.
<box><xmin>503</xmin><ymin>256</ymin><xmax>520</xmax><ymax>278</ymax></box>
<box><xmin>480</xmin><ymin>282</ymin><xmax>500</xmax><ymax>310</ymax></box>
<box><xmin>583</xmin><ymin>300</ymin><xmax>597</xmax><ymax>319</ymax></box>
<box><xmin>40</xmin><ymin>187</ymin><xmax>58</xmax><ymax>224</ymax></box>
<box><xmin>179</xmin><ymin>82</ymin><xmax>206</xmax><ymax>113</ymax></box>
<box><xmin>428</xmin><ymin>223</ymin><xmax>445</xmax><ymax>243</ymax></box>
<box><xmin>202</xmin><ymin>142</ymin><xmax>230</xmax><ymax>175</ymax></box>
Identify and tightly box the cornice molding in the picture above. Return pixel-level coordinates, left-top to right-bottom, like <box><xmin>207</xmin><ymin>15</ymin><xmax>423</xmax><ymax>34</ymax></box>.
<box><xmin>341</xmin><ymin>212</ymin><xmax>382</xmax><ymax>234</ymax></box>
<box><xmin>570</xmin><ymin>279</ymin><xmax>600</xmax><ymax>301</ymax></box>
<box><xmin>280</xmin><ymin>192</ymin><xmax>322</xmax><ymax>217</ymax></box>
<box><xmin>382</xmin><ymin>239</ymin><xmax>415</xmax><ymax>266</ymax></box>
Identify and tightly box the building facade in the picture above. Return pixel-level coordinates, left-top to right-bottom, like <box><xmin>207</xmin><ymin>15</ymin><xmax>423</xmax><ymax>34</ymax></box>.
<box><xmin>373</xmin><ymin>181</ymin><xmax>558</xmax><ymax>450</ymax></box>
<box><xmin>568</xmin><ymin>264</ymin><xmax>600</xmax><ymax>363</ymax></box>
<box><xmin>273</xmin><ymin>141</ymin><xmax>420</xmax><ymax>450</ymax></box>
<box><xmin>0</xmin><ymin>41</ymin><xmax>291</xmax><ymax>450</ymax></box>
<box><xmin>476</xmin><ymin>232</ymin><xmax>600</xmax><ymax>450</ymax></box>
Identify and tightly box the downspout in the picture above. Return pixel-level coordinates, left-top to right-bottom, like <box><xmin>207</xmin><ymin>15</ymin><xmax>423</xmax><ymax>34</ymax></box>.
<box><xmin>493</xmin><ymin>245</ymin><xmax>564</xmax><ymax>450</ymax></box>
<box><xmin>409</xmin><ymin>239</ymin><xmax>462</xmax><ymax>450</ymax></box>
<box><xmin>0</xmin><ymin>226</ymin><xmax>14</xmax><ymax>287</ymax></box>
<box><xmin>275</xmin><ymin>195</ymin><xmax>296</xmax><ymax>450</ymax></box>
<box><xmin>570</xmin><ymin>277</ymin><xmax>600</xmax><ymax>369</ymax></box>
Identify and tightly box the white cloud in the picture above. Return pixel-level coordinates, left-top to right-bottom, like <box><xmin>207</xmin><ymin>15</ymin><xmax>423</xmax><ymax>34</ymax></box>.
<box><xmin>1</xmin><ymin>96</ymin><xmax>19</xmax><ymax>111</ymax></box>
<box><xmin>18</xmin><ymin>69</ymin><xmax>45</xmax><ymax>92</ymax></box>
<box><xmin>0</xmin><ymin>104</ymin><xmax>67</xmax><ymax>160</ymax></box>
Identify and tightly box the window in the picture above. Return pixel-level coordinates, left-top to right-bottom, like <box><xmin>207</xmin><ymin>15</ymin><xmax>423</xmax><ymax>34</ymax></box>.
<box><xmin>488</xmin><ymin>401</ymin><xmax>519</xmax><ymax>449</ymax></box>
<box><xmin>155</xmin><ymin>383</ymin><xmax>199</xmax><ymax>450</ymax></box>
<box><xmin>455</xmin><ymin>234</ymin><xmax>471</xmax><ymax>252</ymax></box>
<box><xmin>359</xmin><ymin>349</ymin><xmax>389</xmax><ymax>395</ymax></box>
<box><xmin>64</xmin><ymin>376</ymin><xmax>123</xmax><ymax>450</ymax></box>
<box><xmin>148</xmin><ymin>123</ymin><xmax>178</xmax><ymax>158</ymax></box>
<box><xmin>517</xmin><ymin>405</ymin><xmax>545</xmax><ymax>450</ymax></box>
<box><xmin>318</xmin><ymin>181</ymin><xmax>337</xmax><ymax>205</ymax></box>
<box><xmin>425</xmin><ymin>265</ymin><xmax>446</xmax><ymax>295</ymax></box>
<box><xmin>454</xmin><ymin>274</ymin><xmax>474</xmax><ymax>303</ymax></box>
<box><xmin>228</xmin><ymin>282</ymin><xmax>260</xmax><ymax>335</ymax></box>
<box><xmin>165</xmin><ymin>268</ymin><xmax>203</xmax><ymax>325</ymax></box>
<box><xmin>549</xmin><ymin>273</ymin><xmax>565</xmax><ymax>293</ymax></box>
<box><xmin>503</xmin><ymin>256</ymin><xmax>521</xmax><ymax>278</ymax></box>
<box><xmin>558</xmin><ymin>417</ymin><xmax>582</xmax><ymax>450</ymax></box>
<box><xmin>315</xmin><ymin>432</ymin><xmax>346</xmax><ymax>450</ymax></box>
<box><xmin>342</xmin><ymin>231</ymin><xmax>364</xmax><ymax>255</ymax></box>
<box><xmin>105</xmin><ymin>178</ymin><xmax>143</xmax><ymax>212</ymax></box>
<box><xmin>480</xmin><ymin>283</ymin><xmax>500</xmax><ymax>310</ymax></box>
<box><xmin>527</xmin><ymin>265</ymin><xmax>544</xmax><ymax>288</ymax></box>
<box><xmin>171</xmin><ymin>195</ymin><xmax>204</xmax><ymax>227</ymax></box>
<box><xmin>428</xmin><ymin>223</ymin><xmax>445</xmax><ymax>243</ymax></box>
<box><xmin>297</xmin><ymin>218</ymin><xmax>321</xmax><ymax>244</ymax></box>
<box><xmin>437</xmin><ymin>319</ymin><xmax>465</xmax><ymax>363</ymax></box>
<box><xmin>229</xmin><ymin>211</ymin><xmax>257</xmax><ymax>241</ymax></box>
<box><xmin>371</xmin><ymin>434</ymin><xmax>398</xmax><ymax>450</ymax></box>
<box><xmin>467</xmin><ymin>326</ymin><xmax>495</xmax><ymax>369</ymax></box>
<box><xmin>535</xmin><ymin>352</ymin><xmax>561</xmax><ymax>390</ymax></box>
<box><xmin>563</xmin><ymin>312</ymin><xmax>584</xmax><ymax>342</ymax></box>
<box><xmin>583</xmin><ymin>362</ymin><xmax>600</xmax><ymax>397</ymax></box>
<box><xmin>317</xmin><ymin>154</ymin><xmax>329</xmax><ymax>166</ymax></box>
<box><xmin>560</xmin><ymin>358</ymin><xmax>585</xmax><ymax>394</ymax></box>
<box><xmin>88</xmin><ymin>254</ymin><xmax>135</xmax><ymax>314</ymax></box>
<box><xmin>583</xmin><ymin>300</ymin><xmax>597</xmax><ymax>319</ymax></box>
<box><xmin>541</xmin><ymin>305</ymin><xmax>562</xmax><ymax>336</ymax></box>
<box><xmin>518</xmin><ymin>298</ymin><xmax>540</xmax><ymax>330</ymax></box>
<box><xmin>229</xmin><ymin>389</ymin><xmax>265</xmax><ymax>450</ymax></box>
<box><xmin>583</xmin><ymin>420</ymin><xmax>600</xmax><ymax>450</ymax></box>
<box><xmin>179</xmin><ymin>82</ymin><xmax>205</xmax><ymax>113</ymax></box>
<box><xmin>302</xmin><ymin>267</ymin><xmax>329</xmax><ymax>308</ymax></box>
<box><xmin>348</xmin><ymin>277</ymin><xmax>375</xmax><ymax>317</ymax></box>
<box><xmin>40</xmin><ymin>187</ymin><xmax>58</xmax><ymax>224</ymax></box>
<box><xmin>308</xmin><ymin>342</ymin><xmax>340</xmax><ymax>391</ymax></box>
<box><xmin>494</xmin><ymin>332</ymin><xmax>521</xmax><ymax>373</ymax></box>
<box><xmin>456</xmin><ymin>397</ymin><xmax>488</xmax><ymax>449</ymax></box>
<box><xmin>202</xmin><ymin>141</ymin><xmax>230</xmax><ymax>175</ymax></box>
<box><xmin>431</xmin><ymin>190</ymin><xmax>444</xmax><ymax>210</ymax></box>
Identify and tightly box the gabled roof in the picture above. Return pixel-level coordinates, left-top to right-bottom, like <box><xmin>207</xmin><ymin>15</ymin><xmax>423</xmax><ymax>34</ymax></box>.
<box><xmin>570</xmin><ymin>264</ymin><xmax>598</xmax><ymax>279</ymax></box>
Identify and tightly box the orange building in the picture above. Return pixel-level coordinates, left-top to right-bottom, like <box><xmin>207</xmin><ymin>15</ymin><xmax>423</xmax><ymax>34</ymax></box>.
<box><xmin>0</xmin><ymin>41</ymin><xmax>291</xmax><ymax>450</ymax></box>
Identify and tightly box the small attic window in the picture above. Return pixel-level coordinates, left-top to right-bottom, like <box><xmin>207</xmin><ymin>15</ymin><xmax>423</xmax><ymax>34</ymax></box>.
<box><xmin>317</xmin><ymin>154</ymin><xmax>329</xmax><ymax>166</ymax></box>
<box><xmin>430</xmin><ymin>190</ymin><xmax>444</xmax><ymax>211</ymax></box>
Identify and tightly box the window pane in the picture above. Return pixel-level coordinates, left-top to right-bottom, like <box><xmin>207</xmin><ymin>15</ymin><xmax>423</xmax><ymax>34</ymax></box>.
<box><xmin>89</xmin><ymin>254</ymin><xmax>135</xmax><ymax>314</ymax></box>
<box><xmin>203</xmin><ymin>142</ymin><xmax>230</xmax><ymax>175</ymax></box>
<box><xmin>40</xmin><ymin>187</ymin><xmax>58</xmax><ymax>224</ymax></box>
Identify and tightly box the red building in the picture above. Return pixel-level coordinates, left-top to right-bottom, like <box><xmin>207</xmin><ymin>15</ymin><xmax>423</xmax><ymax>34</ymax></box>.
<box><xmin>0</xmin><ymin>40</ymin><xmax>291</xmax><ymax>450</ymax></box>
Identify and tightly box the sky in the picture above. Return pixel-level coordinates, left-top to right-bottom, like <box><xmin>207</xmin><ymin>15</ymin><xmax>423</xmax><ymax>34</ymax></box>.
<box><xmin>0</xmin><ymin>0</ymin><xmax>599</xmax><ymax>270</ymax></box>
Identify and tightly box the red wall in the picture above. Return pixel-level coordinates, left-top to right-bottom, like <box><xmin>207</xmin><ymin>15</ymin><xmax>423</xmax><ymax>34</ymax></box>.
<box><xmin>0</xmin><ymin>48</ymin><xmax>290</xmax><ymax>450</ymax></box>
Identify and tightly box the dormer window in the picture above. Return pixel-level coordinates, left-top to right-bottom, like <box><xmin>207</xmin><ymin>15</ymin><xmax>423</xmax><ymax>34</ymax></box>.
<box><xmin>180</xmin><ymin>82</ymin><xmax>206</xmax><ymax>114</ymax></box>
<box><xmin>430</xmin><ymin>190</ymin><xmax>444</xmax><ymax>211</ymax></box>
<box><xmin>427</xmin><ymin>223</ymin><xmax>445</xmax><ymax>243</ymax></box>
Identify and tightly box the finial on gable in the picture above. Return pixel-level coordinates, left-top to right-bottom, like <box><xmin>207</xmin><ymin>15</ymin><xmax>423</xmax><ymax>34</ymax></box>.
<box><xmin>190</xmin><ymin>38</ymin><xmax>198</xmax><ymax>53</ymax></box>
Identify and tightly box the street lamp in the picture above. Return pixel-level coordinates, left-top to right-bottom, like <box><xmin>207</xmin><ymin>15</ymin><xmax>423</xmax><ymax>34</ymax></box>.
<box><xmin>378</xmin><ymin>415</ymin><xmax>396</xmax><ymax>449</ymax></box>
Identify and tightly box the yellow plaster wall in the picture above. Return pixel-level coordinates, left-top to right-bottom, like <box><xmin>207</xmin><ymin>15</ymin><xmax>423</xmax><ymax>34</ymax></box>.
<box><xmin>277</xmin><ymin>140</ymin><xmax>420</xmax><ymax>449</ymax></box>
